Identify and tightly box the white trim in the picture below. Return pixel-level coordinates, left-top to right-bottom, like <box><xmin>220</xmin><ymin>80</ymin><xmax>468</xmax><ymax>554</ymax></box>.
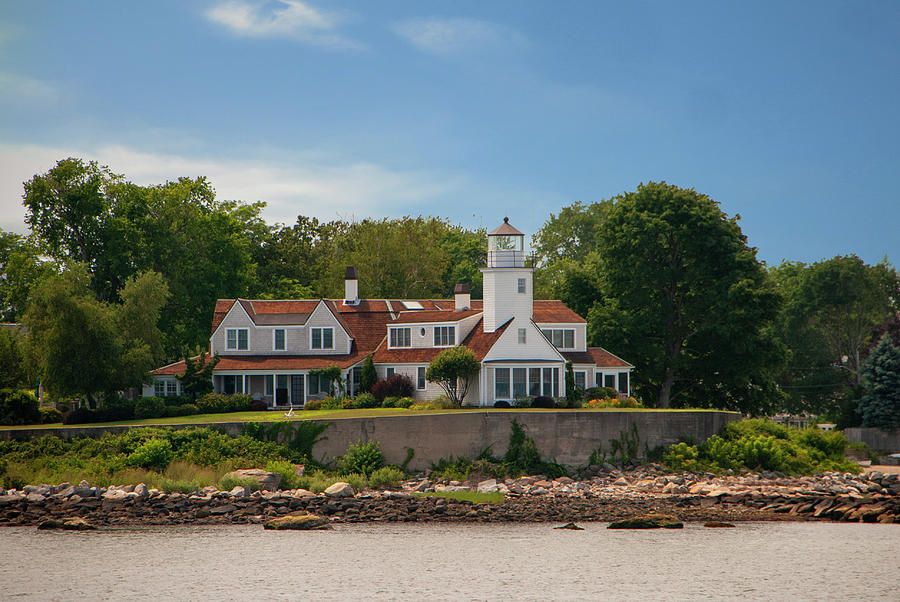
<box><xmin>310</xmin><ymin>326</ymin><xmax>334</xmax><ymax>350</ymax></box>
<box><xmin>433</xmin><ymin>325</ymin><xmax>456</xmax><ymax>347</ymax></box>
<box><xmin>226</xmin><ymin>327</ymin><xmax>249</xmax><ymax>350</ymax></box>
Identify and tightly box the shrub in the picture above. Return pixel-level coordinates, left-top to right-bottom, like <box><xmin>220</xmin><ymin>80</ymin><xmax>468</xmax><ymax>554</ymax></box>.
<box><xmin>352</xmin><ymin>392</ymin><xmax>379</xmax><ymax>409</ymax></box>
<box><xmin>370</xmin><ymin>374</ymin><xmax>415</xmax><ymax>401</ymax></box>
<box><xmin>126</xmin><ymin>438</ymin><xmax>174</xmax><ymax>470</ymax></box>
<box><xmin>218</xmin><ymin>475</ymin><xmax>260</xmax><ymax>492</ymax></box>
<box><xmin>369</xmin><ymin>466</ymin><xmax>405</xmax><ymax>489</ymax></box>
<box><xmin>39</xmin><ymin>406</ymin><xmax>64</xmax><ymax>424</ymax></box>
<box><xmin>531</xmin><ymin>396</ymin><xmax>556</xmax><ymax>408</ymax></box>
<box><xmin>265</xmin><ymin>459</ymin><xmax>300</xmax><ymax>490</ymax></box>
<box><xmin>164</xmin><ymin>404</ymin><xmax>200</xmax><ymax>417</ymax></box>
<box><xmin>134</xmin><ymin>396</ymin><xmax>167</xmax><ymax>419</ymax></box>
<box><xmin>340</xmin><ymin>398</ymin><xmax>354</xmax><ymax>409</ymax></box>
<box><xmin>409</xmin><ymin>397</ymin><xmax>456</xmax><ymax>410</ymax></box>
<box><xmin>381</xmin><ymin>396</ymin><xmax>397</xmax><ymax>408</ymax></box>
<box><xmin>318</xmin><ymin>397</ymin><xmax>341</xmax><ymax>410</ymax></box>
<box><xmin>395</xmin><ymin>397</ymin><xmax>415</xmax><ymax>409</ymax></box>
<box><xmin>196</xmin><ymin>393</ymin><xmax>252</xmax><ymax>414</ymax></box>
<box><xmin>494</xmin><ymin>400</ymin><xmax>511</xmax><ymax>408</ymax></box>
<box><xmin>249</xmin><ymin>399</ymin><xmax>268</xmax><ymax>411</ymax></box>
<box><xmin>303</xmin><ymin>399</ymin><xmax>322</xmax><ymax>411</ymax></box>
<box><xmin>0</xmin><ymin>389</ymin><xmax>41</xmax><ymax>425</ymax></box>
<box><xmin>512</xmin><ymin>397</ymin><xmax>531</xmax><ymax>408</ymax></box>
<box><xmin>342</xmin><ymin>472</ymin><xmax>368</xmax><ymax>492</ymax></box>
<box><xmin>338</xmin><ymin>440</ymin><xmax>384</xmax><ymax>476</ymax></box>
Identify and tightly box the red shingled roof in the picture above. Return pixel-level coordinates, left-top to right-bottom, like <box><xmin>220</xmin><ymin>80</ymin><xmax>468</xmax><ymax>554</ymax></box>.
<box><xmin>533</xmin><ymin>300</ymin><xmax>586</xmax><ymax>323</ymax></box>
<box><xmin>588</xmin><ymin>347</ymin><xmax>633</xmax><ymax>368</ymax></box>
<box><xmin>391</xmin><ymin>309</ymin><xmax>481</xmax><ymax>324</ymax></box>
<box><xmin>373</xmin><ymin>318</ymin><xmax>511</xmax><ymax>363</ymax></box>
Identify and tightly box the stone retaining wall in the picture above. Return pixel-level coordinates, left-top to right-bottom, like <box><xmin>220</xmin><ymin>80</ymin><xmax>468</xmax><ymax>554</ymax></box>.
<box><xmin>0</xmin><ymin>410</ymin><xmax>740</xmax><ymax>470</ymax></box>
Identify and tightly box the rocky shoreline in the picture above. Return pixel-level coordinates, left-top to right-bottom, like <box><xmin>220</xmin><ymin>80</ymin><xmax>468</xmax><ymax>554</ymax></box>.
<box><xmin>2</xmin><ymin>465</ymin><xmax>898</xmax><ymax>528</ymax></box>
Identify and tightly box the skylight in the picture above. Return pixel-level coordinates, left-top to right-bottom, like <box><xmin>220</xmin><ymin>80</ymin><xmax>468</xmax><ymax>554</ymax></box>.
<box><xmin>400</xmin><ymin>301</ymin><xmax>424</xmax><ymax>310</ymax></box>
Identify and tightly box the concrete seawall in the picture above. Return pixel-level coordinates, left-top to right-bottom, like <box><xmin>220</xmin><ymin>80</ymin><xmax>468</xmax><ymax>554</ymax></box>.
<box><xmin>0</xmin><ymin>410</ymin><xmax>739</xmax><ymax>470</ymax></box>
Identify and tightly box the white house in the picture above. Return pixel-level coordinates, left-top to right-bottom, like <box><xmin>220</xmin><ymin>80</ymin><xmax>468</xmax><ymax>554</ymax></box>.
<box><xmin>147</xmin><ymin>218</ymin><xmax>633</xmax><ymax>407</ymax></box>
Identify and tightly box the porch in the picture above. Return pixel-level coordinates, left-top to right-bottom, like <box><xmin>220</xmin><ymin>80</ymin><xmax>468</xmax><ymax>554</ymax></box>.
<box><xmin>213</xmin><ymin>367</ymin><xmax>361</xmax><ymax>408</ymax></box>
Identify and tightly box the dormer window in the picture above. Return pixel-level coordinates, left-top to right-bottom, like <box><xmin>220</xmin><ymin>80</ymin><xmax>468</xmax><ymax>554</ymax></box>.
<box><xmin>390</xmin><ymin>327</ymin><xmax>411</xmax><ymax>348</ymax></box>
<box><xmin>226</xmin><ymin>328</ymin><xmax>248</xmax><ymax>350</ymax></box>
<box><xmin>311</xmin><ymin>327</ymin><xmax>333</xmax><ymax>350</ymax></box>
<box><xmin>434</xmin><ymin>326</ymin><xmax>455</xmax><ymax>347</ymax></box>
<box><xmin>273</xmin><ymin>329</ymin><xmax>286</xmax><ymax>350</ymax></box>
<box><xmin>542</xmin><ymin>328</ymin><xmax>575</xmax><ymax>349</ymax></box>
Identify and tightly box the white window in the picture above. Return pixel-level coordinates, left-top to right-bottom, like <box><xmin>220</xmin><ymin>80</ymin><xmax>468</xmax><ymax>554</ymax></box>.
<box><xmin>265</xmin><ymin>375</ymin><xmax>274</xmax><ymax>396</ymax></box>
<box><xmin>154</xmin><ymin>379</ymin><xmax>178</xmax><ymax>397</ymax></box>
<box><xmin>223</xmin><ymin>375</ymin><xmax>243</xmax><ymax>394</ymax></box>
<box><xmin>417</xmin><ymin>366</ymin><xmax>426</xmax><ymax>390</ymax></box>
<box><xmin>385</xmin><ymin>367</ymin><xmax>395</xmax><ymax>378</ymax></box>
<box><xmin>311</xmin><ymin>327</ymin><xmax>333</xmax><ymax>350</ymax></box>
<box><xmin>309</xmin><ymin>373</ymin><xmax>322</xmax><ymax>395</ymax></box>
<box><xmin>513</xmin><ymin>368</ymin><xmax>526</xmax><ymax>398</ymax></box>
<box><xmin>542</xmin><ymin>329</ymin><xmax>575</xmax><ymax>349</ymax></box>
<box><xmin>434</xmin><ymin>326</ymin><xmax>455</xmax><ymax>347</ymax></box>
<box><xmin>226</xmin><ymin>328</ymin><xmax>249</xmax><ymax>350</ymax></box>
<box><xmin>518</xmin><ymin>328</ymin><xmax>527</xmax><ymax>344</ymax></box>
<box><xmin>273</xmin><ymin>329</ymin><xmax>286</xmax><ymax>350</ymax></box>
<box><xmin>390</xmin><ymin>327</ymin><xmax>411</xmax><ymax>348</ymax></box>
<box><xmin>517</xmin><ymin>278</ymin><xmax>526</xmax><ymax>293</ymax></box>
<box><xmin>575</xmin><ymin>371</ymin><xmax>586</xmax><ymax>390</ymax></box>
<box><xmin>495</xmin><ymin>368</ymin><xmax>510</xmax><ymax>399</ymax></box>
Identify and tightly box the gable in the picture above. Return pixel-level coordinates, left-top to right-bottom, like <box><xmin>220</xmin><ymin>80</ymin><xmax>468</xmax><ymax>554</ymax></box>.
<box><xmin>481</xmin><ymin>317</ymin><xmax>565</xmax><ymax>362</ymax></box>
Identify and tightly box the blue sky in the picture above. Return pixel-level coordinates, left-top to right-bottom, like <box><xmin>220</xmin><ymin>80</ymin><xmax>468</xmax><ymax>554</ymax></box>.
<box><xmin>1</xmin><ymin>1</ymin><xmax>897</xmax><ymax>266</ymax></box>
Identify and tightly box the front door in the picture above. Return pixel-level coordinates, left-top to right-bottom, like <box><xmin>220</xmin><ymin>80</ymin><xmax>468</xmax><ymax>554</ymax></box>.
<box><xmin>290</xmin><ymin>375</ymin><xmax>305</xmax><ymax>406</ymax></box>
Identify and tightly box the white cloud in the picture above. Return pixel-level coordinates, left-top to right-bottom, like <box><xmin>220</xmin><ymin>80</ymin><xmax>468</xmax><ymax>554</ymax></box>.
<box><xmin>205</xmin><ymin>0</ymin><xmax>358</xmax><ymax>48</ymax></box>
<box><xmin>0</xmin><ymin>143</ymin><xmax>460</xmax><ymax>234</ymax></box>
<box><xmin>392</xmin><ymin>17</ymin><xmax>522</xmax><ymax>57</ymax></box>
<box><xmin>0</xmin><ymin>72</ymin><xmax>59</xmax><ymax>103</ymax></box>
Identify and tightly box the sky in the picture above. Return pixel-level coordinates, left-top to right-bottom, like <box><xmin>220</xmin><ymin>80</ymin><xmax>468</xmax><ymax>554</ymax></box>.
<box><xmin>1</xmin><ymin>1</ymin><xmax>898</xmax><ymax>266</ymax></box>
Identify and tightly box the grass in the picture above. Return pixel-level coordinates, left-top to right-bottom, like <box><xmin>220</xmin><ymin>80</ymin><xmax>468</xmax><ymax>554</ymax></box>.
<box><xmin>414</xmin><ymin>490</ymin><xmax>506</xmax><ymax>504</ymax></box>
<box><xmin>1</xmin><ymin>407</ymin><xmax>732</xmax><ymax>431</ymax></box>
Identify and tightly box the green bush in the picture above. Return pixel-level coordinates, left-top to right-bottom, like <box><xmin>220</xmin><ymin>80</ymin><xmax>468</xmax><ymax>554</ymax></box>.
<box><xmin>369</xmin><ymin>466</ymin><xmax>405</xmax><ymax>489</ymax></box>
<box><xmin>381</xmin><ymin>396</ymin><xmax>399</xmax><ymax>408</ymax></box>
<box><xmin>265</xmin><ymin>459</ymin><xmax>300</xmax><ymax>490</ymax></box>
<box><xmin>196</xmin><ymin>393</ymin><xmax>252</xmax><ymax>414</ymax></box>
<box><xmin>338</xmin><ymin>440</ymin><xmax>384</xmax><ymax>476</ymax></box>
<box><xmin>126</xmin><ymin>438</ymin><xmax>174</xmax><ymax>470</ymax></box>
<box><xmin>164</xmin><ymin>403</ymin><xmax>200</xmax><ymax>417</ymax></box>
<box><xmin>512</xmin><ymin>397</ymin><xmax>532</xmax><ymax>408</ymax></box>
<box><xmin>396</xmin><ymin>397</ymin><xmax>415</xmax><ymax>409</ymax></box>
<box><xmin>662</xmin><ymin>419</ymin><xmax>859</xmax><ymax>475</ymax></box>
<box><xmin>340</xmin><ymin>398</ymin><xmax>354</xmax><ymax>409</ymax></box>
<box><xmin>39</xmin><ymin>406</ymin><xmax>64</xmax><ymax>424</ymax></box>
<box><xmin>353</xmin><ymin>393</ymin><xmax>379</xmax><ymax>409</ymax></box>
<box><xmin>134</xmin><ymin>396</ymin><xmax>167</xmax><ymax>419</ymax></box>
<box><xmin>218</xmin><ymin>475</ymin><xmax>260</xmax><ymax>492</ymax></box>
<box><xmin>303</xmin><ymin>399</ymin><xmax>322</xmax><ymax>411</ymax></box>
<box><xmin>0</xmin><ymin>389</ymin><xmax>41</xmax><ymax>425</ymax></box>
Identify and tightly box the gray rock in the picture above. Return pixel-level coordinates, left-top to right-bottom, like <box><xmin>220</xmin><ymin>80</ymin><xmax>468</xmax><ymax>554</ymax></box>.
<box><xmin>134</xmin><ymin>483</ymin><xmax>149</xmax><ymax>499</ymax></box>
<box><xmin>230</xmin><ymin>485</ymin><xmax>251</xmax><ymax>497</ymax></box>
<box><xmin>324</xmin><ymin>482</ymin><xmax>355</xmax><ymax>498</ymax></box>
<box><xmin>51</xmin><ymin>486</ymin><xmax>76</xmax><ymax>499</ymax></box>
<box><xmin>414</xmin><ymin>480</ymin><xmax>431</xmax><ymax>492</ymax></box>
<box><xmin>25</xmin><ymin>493</ymin><xmax>46</xmax><ymax>503</ymax></box>
<box><xmin>222</xmin><ymin>469</ymin><xmax>282</xmax><ymax>491</ymax></box>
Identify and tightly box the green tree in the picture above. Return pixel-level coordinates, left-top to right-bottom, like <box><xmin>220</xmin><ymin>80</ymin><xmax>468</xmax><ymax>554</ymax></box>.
<box><xmin>533</xmin><ymin>201</ymin><xmax>611</xmax><ymax>313</ymax></box>
<box><xmin>589</xmin><ymin>182</ymin><xmax>784</xmax><ymax>410</ymax></box>
<box><xmin>0</xmin><ymin>230</ymin><xmax>53</xmax><ymax>322</ymax></box>
<box><xmin>360</xmin><ymin>355</ymin><xmax>377</xmax><ymax>394</ymax></box>
<box><xmin>23</xmin><ymin>267</ymin><xmax>120</xmax><ymax>407</ymax></box>
<box><xmin>24</xmin><ymin>266</ymin><xmax>169</xmax><ymax>406</ymax></box>
<box><xmin>858</xmin><ymin>335</ymin><xmax>900</xmax><ymax>429</ymax></box>
<box><xmin>426</xmin><ymin>346</ymin><xmax>480</xmax><ymax>406</ymax></box>
<box><xmin>177</xmin><ymin>352</ymin><xmax>220</xmax><ymax>399</ymax></box>
<box><xmin>0</xmin><ymin>327</ymin><xmax>28</xmax><ymax>389</ymax></box>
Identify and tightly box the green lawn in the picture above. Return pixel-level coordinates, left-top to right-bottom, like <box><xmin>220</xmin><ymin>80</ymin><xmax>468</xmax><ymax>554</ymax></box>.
<box><xmin>1</xmin><ymin>406</ymin><xmax>730</xmax><ymax>430</ymax></box>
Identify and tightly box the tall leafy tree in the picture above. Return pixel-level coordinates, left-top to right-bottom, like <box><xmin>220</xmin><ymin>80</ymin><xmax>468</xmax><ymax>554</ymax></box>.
<box><xmin>0</xmin><ymin>230</ymin><xmax>53</xmax><ymax>322</ymax></box>
<box><xmin>0</xmin><ymin>327</ymin><xmax>28</xmax><ymax>388</ymax></box>
<box><xmin>589</xmin><ymin>182</ymin><xmax>784</xmax><ymax>410</ymax></box>
<box><xmin>24</xmin><ymin>266</ymin><xmax>169</xmax><ymax>406</ymax></box>
<box><xmin>533</xmin><ymin>201</ymin><xmax>611</xmax><ymax>312</ymax></box>
<box><xmin>859</xmin><ymin>335</ymin><xmax>900</xmax><ymax>429</ymax></box>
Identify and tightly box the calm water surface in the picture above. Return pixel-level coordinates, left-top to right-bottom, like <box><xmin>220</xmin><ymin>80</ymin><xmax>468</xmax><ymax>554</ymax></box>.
<box><xmin>1</xmin><ymin>521</ymin><xmax>896</xmax><ymax>600</ymax></box>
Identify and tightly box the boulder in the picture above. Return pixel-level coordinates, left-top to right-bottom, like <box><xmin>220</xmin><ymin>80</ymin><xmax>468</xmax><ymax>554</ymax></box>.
<box><xmin>324</xmin><ymin>482</ymin><xmax>355</xmax><ymax>498</ymax></box>
<box><xmin>554</xmin><ymin>522</ymin><xmax>584</xmax><ymax>530</ymax></box>
<box><xmin>37</xmin><ymin>517</ymin><xmax>96</xmax><ymax>530</ymax></box>
<box><xmin>264</xmin><ymin>513</ymin><xmax>331</xmax><ymax>530</ymax></box>
<box><xmin>222</xmin><ymin>469</ymin><xmax>282</xmax><ymax>491</ymax></box>
<box><xmin>134</xmin><ymin>483</ymin><xmax>149</xmax><ymax>499</ymax></box>
<box><xmin>608</xmin><ymin>513</ymin><xmax>683</xmax><ymax>529</ymax></box>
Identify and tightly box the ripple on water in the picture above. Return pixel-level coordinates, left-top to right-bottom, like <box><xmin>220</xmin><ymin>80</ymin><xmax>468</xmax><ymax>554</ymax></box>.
<box><xmin>0</xmin><ymin>522</ymin><xmax>897</xmax><ymax>600</ymax></box>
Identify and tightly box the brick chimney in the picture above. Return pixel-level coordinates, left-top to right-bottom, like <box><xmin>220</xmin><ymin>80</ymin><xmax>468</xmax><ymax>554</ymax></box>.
<box><xmin>454</xmin><ymin>283</ymin><xmax>471</xmax><ymax>311</ymax></box>
<box><xmin>344</xmin><ymin>266</ymin><xmax>359</xmax><ymax>305</ymax></box>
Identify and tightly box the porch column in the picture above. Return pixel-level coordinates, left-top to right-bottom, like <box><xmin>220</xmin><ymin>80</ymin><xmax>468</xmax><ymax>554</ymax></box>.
<box><xmin>272</xmin><ymin>373</ymin><xmax>277</xmax><ymax>407</ymax></box>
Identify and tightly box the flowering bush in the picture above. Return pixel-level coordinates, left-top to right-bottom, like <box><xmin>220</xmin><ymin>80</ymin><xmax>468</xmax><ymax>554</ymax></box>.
<box><xmin>584</xmin><ymin>396</ymin><xmax>642</xmax><ymax>409</ymax></box>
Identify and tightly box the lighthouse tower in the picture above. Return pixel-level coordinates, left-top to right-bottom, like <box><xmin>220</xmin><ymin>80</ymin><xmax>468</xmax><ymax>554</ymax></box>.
<box><xmin>480</xmin><ymin>217</ymin><xmax>533</xmax><ymax>333</ymax></box>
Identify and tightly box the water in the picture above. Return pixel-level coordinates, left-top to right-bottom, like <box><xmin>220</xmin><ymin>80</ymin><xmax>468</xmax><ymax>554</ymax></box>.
<box><xmin>1</xmin><ymin>522</ymin><xmax>896</xmax><ymax>600</ymax></box>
